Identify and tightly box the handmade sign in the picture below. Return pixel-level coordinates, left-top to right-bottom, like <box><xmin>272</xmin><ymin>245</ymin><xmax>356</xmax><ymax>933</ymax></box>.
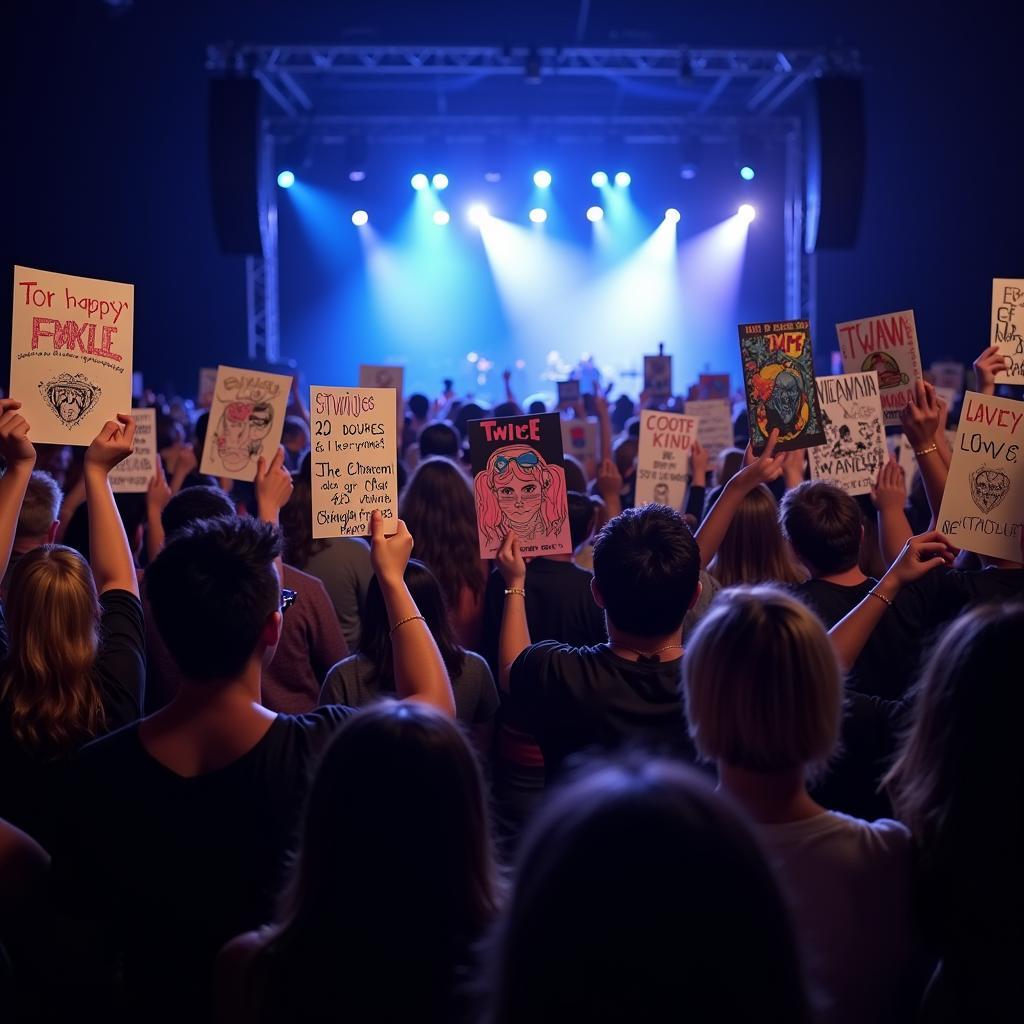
<box><xmin>635</xmin><ymin>410</ymin><xmax>699</xmax><ymax>509</ymax></box>
<box><xmin>937</xmin><ymin>391</ymin><xmax>1024</xmax><ymax>560</ymax></box>
<box><xmin>696</xmin><ymin>373</ymin><xmax>730</xmax><ymax>401</ymax></box>
<box><xmin>886</xmin><ymin>433</ymin><xmax>919</xmax><ymax>493</ymax></box>
<box><xmin>644</xmin><ymin>354</ymin><xmax>672</xmax><ymax>401</ymax></box>
<box><xmin>684</xmin><ymin>398</ymin><xmax>734</xmax><ymax>463</ymax></box>
<box><xmin>197</xmin><ymin>367</ymin><xmax>217</xmax><ymax>408</ymax></box>
<box><xmin>835</xmin><ymin>310</ymin><xmax>923</xmax><ymax>426</ymax></box>
<box><xmin>991</xmin><ymin>279</ymin><xmax>1024</xmax><ymax>384</ymax></box>
<box><xmin>557</xmin><ymin>379</ymin><xmax>581</xmax><ymax>404</ymax></box>
<box><xmin>560</xmin><ymin>416</ymin><xmax>597</xmax><ymax>477</ymax></box>
<box><xmin>309</xmin><ymin>386</ymin><xmax>398</xmax><ymax>539</ymax></box>
<box><xmin>930</xmin><ymin>361</ymin><xmax>965</xmax><ymax>396</ymax></box>
<box><xmin>468</xmin><ymin>412</ymin><xmax>571</xmax><ymax>559</ymax></box>
<box><xmin>199</xmin><ymin>365</ymin><xmax>292</xmax><ymax>482</ymax></box>
<box><xmin>359</xmin><ymin>364</ymin><xmax>404</xmax><ymax>399</ymax></box>
<box><xmin>10</xmin><ymin>266</ymin><xmax>133</xmax><ymax>445</ymax></box>
<box><xmin>110</xmin><ymin>408</ymin><xmax>157</xmax><ymax>494</ymax></box>
<box><xmin>807</xmin><ymin>372</ymin><xmax>886</xmax><ymax>496</ymax></box>
<box><xmin>738</xmin><ymin>319</ymin><xmax>826</xmax><ymax>453</ymax></box>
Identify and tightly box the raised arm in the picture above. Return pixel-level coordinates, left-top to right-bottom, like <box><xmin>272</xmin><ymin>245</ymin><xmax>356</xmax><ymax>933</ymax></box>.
<box><xmin>593</xmin><ymin>384</ymin><xmax>613</xmax><ymax>465</ymax></box>
<box><xmin>495</xmin><ymin>532</ymin><xmax>530</xmax><ymax>693</ymax></box>
<box><xmin>0</xmin><ymin>400</ymin><xmax>37</xmax><ymax>581</ymax></box>
<box><xmin>255</xmin><ymin>445</ymin><xmax>294</xmax><ymax>583</ymax></box>
<box><xmin>83</xmin><ymin>415</ymin><xmax>139</xmax><ymax>597</ymax></box>
<box><xmin>973</xmin><ymin>344</ymin><xmax>1006</xmax><ymax>398</ymax></box>
<box><xmin>870</xmin><ymin>457</ymin><xmax>913</xmax><ymax>568</ymax></box>
<box><xmin>369</xmin><ymin>510</ymin><xmax>455</xmax><ymax>715</ymax></box>
<box><xmin>145</xmin><ymin>459</ymin><xmax>172</xmax><ymax>562</ymax></box>
<box><xmin>900</xmin><ymin>382</ymin><xmax>948</xmax><ymax>527</ymax></box>
<box><xmin>684</xmin><ymin>440</ymin><xmax>709</xmax><ymax>520</ymax></box>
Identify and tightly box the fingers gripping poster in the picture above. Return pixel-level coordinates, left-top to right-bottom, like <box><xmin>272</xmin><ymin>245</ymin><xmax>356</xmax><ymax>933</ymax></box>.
<box><xmin>199</xmin><ymin>366</ymin><xmax>293</xmax><ymax>482</ymax></box>
<box><xmin>10</xmin><ymin>266</ymin><xmax>134</xmax><ymax>446</ymax></box>
<box><xmin>468</xmin><ymin>412</ymin><xmax>572</xmax><ymax>559</ymax></box>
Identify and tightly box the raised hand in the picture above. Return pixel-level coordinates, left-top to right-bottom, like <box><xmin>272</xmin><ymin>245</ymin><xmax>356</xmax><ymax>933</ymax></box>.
<box><xmin>740</xmin><ymin>428</ymin><xmax>785</xmax><ymax>488</ymax></box>
<box><xmin>255</xmin><ymin>445</ymin><xmax>294</xmax><ymax>520</ymax></box>
<box><xmin>596</xmin><ymin>457</ymin><xmax>624</xmax><ymax>501</ymax></box>
<box><xmin>369</xmin><ymin>509</ymin><xmax>413</xmax><ymax>587</ymax></box>
<box><xmin>900</xmin><ymin>381</ymin><xmax>940</xmax><ymax>449</ymax></box>
<box><xmin>973</xmin><ymin>344</ymin><xmax>1007</xmax><ymax>396</ymax></box>
<box><xmin>689</xmin><ymin>440</ymin><xmax>710</xmax><ymax>485</ymax></box>
<box><xmin>85</xmin><ymin>414</ymin><xmax>136</xmax><ymax>474</ymax></box>
<box><xmin>780</xmin><ymin>447</ymin><xmax>807</xmax><ymax>490</ymax></box>
<box><xmin>870</xmin><ymin>457</ymin><xmax>907</xmax><ymax>513</ymax></box>
<box><xmin>0</xmin><ymin>399</ymin><xmax>35</xmax><ymax>468</ymax></box>
<box><xmin>147</xmin><ymin>457</ymin><xmax>173</xmax><ymax>516</ymax></box>
<box><xmin>888</xmin><ymin>529</ymin><xmax>956</xmax><ymax>587</ymax></box>
<box><xmin>496</xmin><ymin>531</ymin><xmax>527</xmax><ymax>589</ymax></box>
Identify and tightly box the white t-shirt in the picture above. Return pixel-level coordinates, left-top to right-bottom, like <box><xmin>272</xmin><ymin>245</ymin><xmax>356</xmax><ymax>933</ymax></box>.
<box><xmin>756</xmin><ymin>811</ymin><xmax>919</xmax><ymax>1024</ymax></box>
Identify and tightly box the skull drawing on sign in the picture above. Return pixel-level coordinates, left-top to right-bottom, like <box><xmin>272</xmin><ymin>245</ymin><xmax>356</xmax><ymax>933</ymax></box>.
<box><xmin>969</xmin><ymin>466</ymin><xmax>1011</xmax><ymax>515</ymax></box>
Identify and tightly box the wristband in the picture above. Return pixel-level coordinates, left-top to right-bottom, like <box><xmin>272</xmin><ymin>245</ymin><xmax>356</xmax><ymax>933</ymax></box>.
<box><xmin>504</xmin><ymin>587</ymin><xmax>526</xmax><ymax>598</ymax></box>
<box><xmin>867</xmin><ymin>588</ymin><xmax>893</xmax><ymax>608</ymax></box>
<box><xmin>914</xmin><ymin>444</ymin><xmax>938</xmax><ymax>457</ymax></box>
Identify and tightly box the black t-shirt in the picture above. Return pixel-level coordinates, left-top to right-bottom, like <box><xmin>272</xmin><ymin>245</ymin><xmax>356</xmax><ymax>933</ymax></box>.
<box><xmin>0</xmin><ymin>589</ymin><xmax>145</xmax><ymax>847</ymax></box>
<box><xmin>51</xmin><ymin>703</ymin><xmax>355</xmax><ymax>1020</ymax></box>
<box><xmin>508</xmin><ymin>641</ymin><xmax>695</xmax><ymax>780</ymax></box>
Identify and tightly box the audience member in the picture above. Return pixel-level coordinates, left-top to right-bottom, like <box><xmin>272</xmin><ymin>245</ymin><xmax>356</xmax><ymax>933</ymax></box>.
<box><xmin>0</xmin><ymin>469</ymin><xmax>61</xmax><ymax>596</ymax></box>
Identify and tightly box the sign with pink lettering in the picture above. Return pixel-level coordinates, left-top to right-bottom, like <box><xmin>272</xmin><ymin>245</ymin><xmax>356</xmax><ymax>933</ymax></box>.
<box><xmin>110</xmin><ymin>407</ymin><xmax>157</xmax><ymax>494</ymax></box>
<box><xmin>309</xmin><ymin>386</ymin><xmax>398</xmax><ymax>539</ymax></box>
<box><xmin>10</xmin><ymin>266</ymin><xmax>134</xmax><ymax>446</ymax></box>
<box><xmin>199</xmin><ymin>365</ymin><xmax>292</xmax><ymax>482</ymax></box>
<box><xmin>635</xmin><ymin>410</ymin><xmax>699</xmax><ymax>509</ymax></box>
<box><xmin>835</xmin><ymin>310</ymin><xmax>923</xmax><ymax>426</ymax></box>
<box><xmin>991</xmin><ymin>279</ymin><xmax>1024</xmax><ymax>385</ymax></box>
<box><xmin>937</xmin><ymin>391</ymin><xmax>1024</xmax><ymax>561</ymax></box>
<box><xmin>468</xmin><ymin>412</ymin><xmax>571</xmax><ymax>558</ymax></box>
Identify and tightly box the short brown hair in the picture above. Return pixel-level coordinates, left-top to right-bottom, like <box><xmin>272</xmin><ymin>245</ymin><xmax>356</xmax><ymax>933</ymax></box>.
<box><xmin>780</xmin><ymin>481</ymin><xmax>862</xmax><ymax>576</ymax></box>
<box><xmin>17</xmin><ymin>471</ymin><xmax>62</xmax><ymax>538</ymax></box>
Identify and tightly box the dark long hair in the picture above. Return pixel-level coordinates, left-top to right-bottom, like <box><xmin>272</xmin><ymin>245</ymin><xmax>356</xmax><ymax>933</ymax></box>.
<box><xmin>278</xmin><ymin>457</ymin><xmax>327</xmax><ymax>569</ymax></box>
<box><xmin>358</xmin><ymin>559</ymin><xmax>466</xmax><ymax>682</ymax></box>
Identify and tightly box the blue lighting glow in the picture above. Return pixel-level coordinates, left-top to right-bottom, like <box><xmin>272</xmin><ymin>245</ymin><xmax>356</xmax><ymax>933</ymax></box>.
<box><xmin>614</xmin><ymin>171</ymin><xmax>631</xmax><ymax>187</ymax></box>
<box><xmin>277</xmin><ymin>170</ymin><xmax>295</xmax><ymax>189</ymax></box>
<box><xmin>411</xmin><ymin>173</ymin><xmax>429</xmax><ymax>190</ymax></box>
<box><xmin>529</xmin><ymin>208</ymin><xmax>548</xmax><ymax>224</ymax></box>
<box><xmin>739</xmin><ymin>165</ymin><xmax>756</xmax><ymax>181</ymax></box>
<box><xmin>432</xmin><ymin>173</ymin><xmax>449</xmax><ymax>190</ymax></box>
<box><xmin>351</xmin><ymin>210</ymin><xmax>369</xmax><ymax>227</ymax></box>
<box><xmin>586</xmin><ymin>206</ymin><xmax>604</xmax><ymax>222</ymax></box>
<box><xmin>591</xmin><ymin>171</ymin><xmax>609</xmax><ymax>188</ymax></box>
<box><xmin>738</xmin><ymin>203</ymin><xmax>756</xmax><ymax>222</ymax></box>
<box><xmin>433</xmin><ymin>210</ymin><xmax>450</xmax><ymax>226</ymax></box>
<box><xmin>468</xmin><ymin>203</ymin><xmax>489</xmax><ymax>226</ymax></box>
<box><xmin>664</xmin><ymin>208</ymin><xmax>681</xmax><ymax>224</ymax></box>
<box><xmin>533</xmin><ymin>170</ymin><xmax>552</xmax><ymax>188</ymax></box>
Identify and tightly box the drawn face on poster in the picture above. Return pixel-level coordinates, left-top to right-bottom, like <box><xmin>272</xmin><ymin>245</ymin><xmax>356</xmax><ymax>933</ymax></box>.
<box><xmin>809</xmin><ymin>372</ymin><xmax>885</xmax><ymax>496</ymax></box>
<box><xmin>39</xmin><ymin>372</ymin><xmax>102</xmax><ymax>428</ymax></box>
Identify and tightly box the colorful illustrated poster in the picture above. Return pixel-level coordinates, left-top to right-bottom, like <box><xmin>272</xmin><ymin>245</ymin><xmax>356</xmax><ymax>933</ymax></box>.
<box><xmin>937</xmin><ymin>391</ymin><xmax>1024</xmax><ymax>561</ymax></box>
<box><xmin>309</xmin><ymin>386</ymin><xmax>398</xmax><ymax>539</ymax></box>
<box><xmin>991</xmin><ymin>279</ymin><xmax>1024</xmax><ymax>384</ymax></box>
<box><xmin>560</xmin><ymin>416</ymin><xmax>597</xmax><ymax>477</ymax></box>
<box><xmin>738</xmin><ymin>319</ymin><xmax>826</xmax><ymax>454</ymax></box>
<box><xmin>197</xmin><ymin>367</ymin><xmax>217</xmax><ymax>408</ymax></box>
<box><xmin>110</xmin><ymin>407</ymin><xmax>157</xmax><ymax>494</ymax></box>
<box><xmin>557</xmin><ymin>379</ymin><xmax>581</xmax><ymax>404</ymax></box>
<box><xmin>835</xmin><ymin>310</ymin><xmax>923</xmax><ymax>426</ymax></box>
<box><xmin>635</xmin><ymin>410</ymin><xmax>699</xmax><ymax>509</ymax></box>
<box><xmin>644</xmin><ymin>354</ymin><xmax>672</xmax><ymax>401</ymax></box>
<box><xmin>807</xmin><ymin>372</ymin><xmax>886</xmax><ymax>496</ymax></box>
<box><xmin>199</xmin><ymin>365</ymin><xmax>292</xmax><ymax>482</ymax></box>
<box><xmin>684</xmin><ymin>398</ymin><xmax>733</xmax><ymax>463</ymax></box>
<box><xmin>697</xmin><ymin>373</ymin><xmax>730</xmax><ymax>400</ymax></box>
<box><xmin>10</xmin><ymin>266</ymin><xmax>133</xmax><ymax>446</ymax></box>
<box><xmin>468</xmin><ymin>412</ymin><xmax>571</xmax><ymax>559</ymax></box>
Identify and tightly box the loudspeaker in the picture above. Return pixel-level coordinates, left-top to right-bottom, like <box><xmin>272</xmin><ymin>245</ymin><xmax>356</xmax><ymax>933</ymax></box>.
<box><xmin>804</xmin><ymin>77</ymin><xmax>866</xmax><ymax>252</ymax></box>
<box><xmin>208</xmin><ymin>77</ymin><xmax>263</xmax><ymax>255</ymax></box>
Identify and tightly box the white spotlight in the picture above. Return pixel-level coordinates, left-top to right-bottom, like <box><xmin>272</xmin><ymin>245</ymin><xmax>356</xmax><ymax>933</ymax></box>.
<box><xmin>351</xmin><ymin>210</ymin><xmax>369</xmax><ymax>227</ymax></box>
<box><xmin>586</xmin><ymin>206</ymin><xmax>604</xmax><ymax>223</ymax></box>
<box><xmin>738</xmin><ymin>203</ymin><xmax>756</xmax><ymax>223</ymax></box>
<box><xmin>664</xmin><ymin>208</ymin><xmax>681</xmax><ymax>224</ymax></box>
<box><xmin>467</xmin><ymin>203</ymin><xmax>489</xmax><ymax>226</ymax></box>
<box><xmin>529</xmin><ymin>208</ymin><xmax>548</xmax><ymax>224</ymax></box>
<box><xmin>433</xmin><ymin>210</ymin><xmax>450</xmax><ymax>225</ymax></box>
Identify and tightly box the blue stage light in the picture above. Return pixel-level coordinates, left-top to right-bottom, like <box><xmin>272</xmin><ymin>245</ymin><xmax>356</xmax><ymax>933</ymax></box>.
<box><xmin>467</xmin><ymin>203</ymin><xmax>489</xmax><ymax>226</ymax></box>
<box><xmin>433</xmin><ymin>210</ymin><xmax>451</xmax><ymax>225</ymax></box>
<box><xmin>432</xmin><ymin>173</ymin><xmax>449</xmax><ymax>190</ymax></box>
<box><xmin>411</xmin><ymin>173</ymin><xmax>429</xmax><ymax>190</ymax></box>
<box><xmin>664</xmin><ymin>208</ymin><xmax>681</xmax><ymax>224</ymax></box>
<box><xmin>738</xmin><ymin>203</ymin><xmax>756</xmax><ymax>222</ymax></box>
<box><xmin>739</xmin><ymin>165</ymin><xmax>756</xmax><ymax>181</ymax></box>
<box><xmin>591</xmin><ymin>171</ymin><xmax>608</xmax><ymax>188</ymax></box>
<box><xmin>614</xmin><ymin>171</ymin><xmax>631</xmax><ymax>187</ymax></box>
<box><xmin>351</xmin><ymin>210</ymin><xmax>369</xmax><ymax>226</ymax></box>
<box><xmin>533</xmin><ymin>170</ymin><xmax>552</xmax><ymax>188</ymax></box>
<box><xmin>586</xmin><ymin>206</ymin><xmax>604</xmax><ymax>222</ymax></box>
<box><xmin>276</xmin><ymin>170</ymin><xmax>295</xmax><ymax>189</ymax></box>
<box><xmin>529</xmin><ymin>207</ymin><xmax>548</xmax><ymax>224</ymax></box>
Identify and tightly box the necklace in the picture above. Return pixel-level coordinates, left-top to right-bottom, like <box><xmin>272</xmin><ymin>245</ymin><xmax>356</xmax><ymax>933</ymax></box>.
<box><xmin>608</xmin><ymin>642</ymin><xmax>683</xmax><ymax>663</ymax></box>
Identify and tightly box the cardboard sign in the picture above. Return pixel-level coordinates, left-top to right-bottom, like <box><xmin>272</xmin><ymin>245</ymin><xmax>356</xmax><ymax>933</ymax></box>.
<box><xmin>359</xmin><ymin>364</ymin><xmax>404</xmax><ymax>400</ymax></box>
<box><xmin>930</xmin><ymin>361</ymin><xmax>965</xmax><ymax>395</ymax></box>
<box><xmin>684</xmin><ymin>398</ymin><xmax>734</xmax><ymax>463</ymax></box>
<box><xmin>835</xmin><ymin>310</ymin><xmax>923</xmax><ymax>426</ymax></box>
<box><xmin>644</xmin><ymin>354</ymin><xmax>672</xmax><ymax>401</ymax></box>
<box><xmin>10</xmin><ymin>266</ymin><xmax>134</xmax><ymax>446</ymax></box>
<box><xmin>738</xmin><ymin>319</ymin><xmax>826</xmax><ymax>453</ymax></box>
<box><xmin>991</xmin><ymin>279</ymin><xmax>1024</xmax><ymax>384</ymax></box>
<box><xmin>197</xmin><ymin>367</ymin><xmax>217</xmax><ymax>408</ymax></box>
<box><xmin>199</xmin><ymin>365</ymin><xmax>292</xmax><ymax>482</ymax></box>
<box><xmin>557</xmin><ymin>379</ymin><xmax>581</xmax><ymax>404</ymax></box>
<box><xmin>560</xmin><ymin>416</ymin><xmax>597</xmax><ymax>476</ymax></box>
<box><xmin>635</xmin><ymin>410</ymin><xmax>699</xmax><ymax>509</ymax></box>
<box><xmin>309</xmin><ymin>386</ymin><xmax>398</xmax><ymax>539</ymax></box>
<box><xmin>937</xmin><ymin>391</ymin><xmax>1024</xmax><ymax>560</ymax></box>
<box><xmin>697</xmin><ymin>373</ymin><xmax>730</xmax><ymax>401</ymax></box>
<box><xmin>110</xmin><ymin>408</ymin><xmax>157</xmax><ymax>494</ymax></box>
<box><xmin>468</xmin><ymin>412</ymin><xmax>571</xmax><ymax>559</ymax></box>
<box><xmin>807</xmin><ymin>373</ymin><xmax>886</xmax><ymax>496</ymax></box>
<box><xmin>886</xmin><ymin>433</ymin><xmax>919</xmax><ymax>494</ymax></box>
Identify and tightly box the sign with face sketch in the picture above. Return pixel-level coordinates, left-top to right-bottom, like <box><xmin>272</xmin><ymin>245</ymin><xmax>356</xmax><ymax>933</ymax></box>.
<box><xmin>937</xmin><ymin>391</ymin><xmax>1024</xmax><ymax>561</ymax></box>
<box><xmin>10</xmin><ymin>266</ymin><xmax>134</xmax><ymax>445</ymax></box>
<box><xmin>199</xmin><ymin>365</ymin><xmax>292</xmax><ymax>482</ymax></box>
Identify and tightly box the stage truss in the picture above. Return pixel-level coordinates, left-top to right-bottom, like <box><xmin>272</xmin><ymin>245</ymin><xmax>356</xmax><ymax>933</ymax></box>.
<box><xmin>207</xmin><ymin>44</ymin><xmax>860</xmax><ymax>363</ymax></box>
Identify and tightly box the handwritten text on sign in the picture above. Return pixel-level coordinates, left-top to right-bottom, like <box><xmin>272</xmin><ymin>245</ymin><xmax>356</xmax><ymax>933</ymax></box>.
<box><xmin>310</xmin><ymin>386</ymin><xmax>398</xmax><ymax>538</ymax></box>
<box><xmin>991</xmin><ymin>279</ymin><xmax>1024</xmax><ymax>385</ymax></box>
<box><xmin>635</xmin><ymin>411</ymin><xmax>699</xmax><ymax>509</ymax></box>
<box><xmin>110</xmin><ymin>408</ymin><xmax>157</xmax><ymax>493</ymax></box>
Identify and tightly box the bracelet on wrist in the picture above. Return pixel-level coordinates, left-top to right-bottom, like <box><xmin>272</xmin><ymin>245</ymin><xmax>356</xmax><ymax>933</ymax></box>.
<box><xmin>914</xmin><ymin>443</ymin><xmax>938</xmax><ymax>457</ymax></box>
<box><xmin>867</xmin><ymin>588</ymin><xmax>893</xmax><ymax>608</ymax></box>
<box><xmin>504</xmin><ymin>587</ymin><xmax>526</xmax><ymax>598</ymax></box>
<box><xmin>390</xmin><ymin>614</ymin><xmax>426</xmax><ymax>636</ymax></box>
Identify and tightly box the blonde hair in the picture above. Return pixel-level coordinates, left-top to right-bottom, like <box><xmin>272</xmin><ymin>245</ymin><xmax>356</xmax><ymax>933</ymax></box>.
<box><xmin>0</xmin><ymin>545</ymin><xmax>103</xmax><ymax>755</ymax></box>
<box><xmin>682</xmin><ymin>586</ymin><xmax>841</xmax><ymax>774</ymax></box>
<box><xmin>709</xmin><ymin>485</ymin><xmax>806</xmax><ymax>587</ymax></box>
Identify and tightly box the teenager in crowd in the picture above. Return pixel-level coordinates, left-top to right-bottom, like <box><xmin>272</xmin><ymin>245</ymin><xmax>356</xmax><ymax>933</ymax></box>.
<box><xmin>482</xmin><ymin>757</ymin><xmax>810</xmax><ymax>1023</ymax></box>
<box><xmin>0</xmin><ymin>469</ymin><xmax>60</xmax><ymax>596</ymax></box>
<box><xmin>51</xmin><ymin>510</ymin><xmax>454</xmax><ymax>1021</ymax></box>
<box><xmin>0</xmin><ymin>406</ymin><xmax>144</xmax><ymax>848</ymax></box>
<box><xmin>217</xmin><ymin>701</ymin><xmax>498</xmax><ymax>1023</ymax></box>
<box><xmin>683</xmin><ymin>586</ymin><xmax>924</xmax><ymax>1023</ymax></box>
<box><xmin>886</xmin><ymin>603</ymin><xmax>1024</xmax><ymax>1022</ymax></box>
<box><xmin>320</xmin><ymin>558</ymin><xmax>499</xmax><ymax>755</ymax></box>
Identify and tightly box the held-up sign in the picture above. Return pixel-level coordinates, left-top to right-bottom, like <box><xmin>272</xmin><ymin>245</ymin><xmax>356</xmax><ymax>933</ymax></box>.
<box><xmin>991</xmin><ymin>279</ymin><xmax>1024</xmax><ymax>384</ymax></box>
<box><xmin>557</xmin><ymin>379</ymin><xmax>581</xmax><ymax>404</ymax></box>
<box><xmin>309</xmin><ymin>386</ymin><xmax>398</xmax><ymax>539</ymax></box>
<box><xmin>807</xmin><ymin>372</ymin><xmax>886</xmax><ymax>497</ymax></box>
<box><xmin>835</xmin><ymin>310</ymin><xmax>923</xmax><ymax>426</ymax></box>
<box><xmin>644</xmin><ymin>354</ymin><xmax>672</xmax><ymax>401</ymax></box>
<box><xmin>937</xmin><ymin>391</ymin><xmax>1024</xmax><ymax>561</ymax></box>
<box><xmin>684</xmin><ymin>398</ymin><xmax>733</xmax><ymax>463</ymax></box>
<box><xmin>560</xmin><ymin>416</ymin><xmax>598</xmax><ymax>477</ymax></box>
<box><xmin>635</xmin><ymin>410</ymin><xmax>699</xmax><ymax>509</ymax></box>
<box><xmin>110</xmin><ymin>408</ymin><xmax>157</xmax><ymax>494</ymax></box>
<box><xmin>10</xmin><ymin>266</ymin><xmax>134</xmax><ymax>446</ymax></box>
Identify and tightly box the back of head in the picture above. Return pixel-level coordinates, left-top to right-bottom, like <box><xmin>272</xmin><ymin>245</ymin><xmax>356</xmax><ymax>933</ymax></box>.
<box><xmin>612</xmin><ymin>436</ymin><xmax>637</xmax><ymax>478</ymax></box>
<box><xmin>717</xmin><ymin>446</ymin><xmax>745</xmax><ymax>486</ymax></box>
<box><xmin>453</xmin><ymin>402</ymin><xmax>488</xmax><ymax>441</ymax></box>
<box><xmin>592</xmin><ymin>505</ymin><xmax>699</xmax><ymax>636</ymax></box>
<box><xmin>527</xmin><ymin>400</ymin><xmax>547</xmax><ymax>415</ymax></box>
<box><xmin>161</xmin><ymin>485</ymin><xmax>235</xmax><ymax>537</ymax></box>
<box><xmin>1</xmin><ymin>545</ymin><xmax>102</xmax><ymax>753</ymax></box>
<box><xmin>485</xmin><ymin>757</ymin><xmax>808</xmax><ymax>1024</ymax></box>
<box><xmin>16</xmin><ymin>471</ymin><xmax>62</xmax><ymax>541</ymax></box>
<box><xmin>407</xmin><ymin>393</ymin><xmax>430</xmax><ymax>421</ymax></box>
<box><xmin>711</xmin><ymin>484</ymin><xmax>804</xmax><ymax>587</ymax></box>
<box><xmin>566</xmin><ymin>491</ymin><xmax>597</xmax><ymax>551</ymax></box>
<box><xmin>683</xmin><ymin>586</ymin><xmax>841</xmax><ymax>774</ymax></box>
<box><xmin>417</xmin><ymin>421</ymin><xmax>460</xmax><ymax>459</ymax></box>
<box><xmin>145</xmin><ymin>516</ymin><xmax>281</xmax><ymax>681</ymax></box>
<box><xmin>780</xmin><ymin>481</ymin><xmax>862</xmax><ymax>576</ymax></box>
<box><xmin>561</xmin><ymin>454</ymin><xmax>587</xmax><ymax>493</ymax></box>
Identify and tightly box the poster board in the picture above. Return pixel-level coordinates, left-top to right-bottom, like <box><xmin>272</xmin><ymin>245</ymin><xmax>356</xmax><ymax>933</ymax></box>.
<box><xmin>635</xmin><ymin>410</ymin><xmax>699</xmax><ymax>509</ymax></box>
<box><xmin>560</xmin><ymin>416</ymin><xmax>598</xmax><ymax>478</ymax></box>
<box><xmin>991</xmin><ymin>279</ymin><xmax>1024</xmax><ymax>384</ymax></box>
<box><xmin>696</xmin><ymin>373</ymin><xmax>730</xmax><ymax>400</ymax></box>
<box><xmin>10</xmin><ymin>266</ymin><xmax>133</xmax><ymax>446</ymax></box>
<box><xmin>738</xmin><ymin>319</ymin><xmax>826</xmax><ymax>453</ymax></box>
<box><xmin>835</xmin><ymin>310</ymin><xmax>923</xmax><ymax>426</ymax></box>
<box><xmin>197</xmin><ymin>367</ymin><xmax>217</xmax><ymax>408</ymax></box>
<box><xmin>198</xmin><ymin>365</ymin><xmax>292</xmax><ymax>482</ymax></box>
<box><xmin>937</xmin><ymin>391</ymin><xmax>1024</xmax><ymax>560</ymax></box>
<box><xmin>684</xmin><ymin>398</ymin><xmax>733</xmax><ymax>463</ymax></box>
<box><xmin>643</xmin><ymin>354</ymin><xmax>672</xmax><ymax>401</ymax></box>
<box><xmin>309</xmin><ymin>386</ymin><xmax>398</xmax><ymax>539</ymax></box>
<box><xmin>886</xmin><ymin>433</ymin><xmax>919</xmax><ymax>493</ymax></box>
<box><xmin>557</xmin><ymin>379</ymin><xmax>581</xmax><ymax>404</ymax></box>
<box><xmin>110</xmin><ymin>408</ymin><xmax>157</xmax><ymax>493</ymax></box>
<box><xmin>807</xmin><ymin>372</ymin><xmax>886</xmax><ymax>496</ymax></box>
<box><xmin>359</xmin><ymin>365</ymin><xmax>404</xmax><ymax>401</ymax></box>
<box><xmin>468</xmin><ymin>412</ymin><xmax>571</xmax><ymax>559</ymax></box>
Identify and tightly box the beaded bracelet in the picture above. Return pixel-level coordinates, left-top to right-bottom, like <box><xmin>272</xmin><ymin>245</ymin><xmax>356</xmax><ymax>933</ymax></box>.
<box><xmin>504</xmin><ymin>587</ymin><xmax>526</xmax><ymax>598</ymax></box>
<box><xmin>914</xmin><ymin>443</ymin><xmax>938</xmax><ymax>457</ymax></box>
<box><xmin>867</xmin><ymin>589</ymin><xmax>893</xmax><ymax>608</ymax></box>
<box><xmin>390</xmin><ymin>614</ymin><xmax>426</xmax><ymax>636</ymax></box>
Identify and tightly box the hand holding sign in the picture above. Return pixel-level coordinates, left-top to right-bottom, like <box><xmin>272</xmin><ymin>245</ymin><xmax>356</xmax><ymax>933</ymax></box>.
<box><xmin>740</xmin><ymin>428</ymin><xmax>785</xmax><ymax>487</ymax></box>
<box><xmin>690</xmin><ymin>440</ymin><xmax>710</xmax><ymax>484</ymax></box>
<box><xmin>0</xmin><ymin>400</ymin><xmax>35</xmax><ymax>468</ymax></box>
<box><xmin>900</xmin><ymin>382</ymin><xmax>940</xmax><ymax>450</ymax></box>
<box><xmin>496</xmin><ymin>532</ymin><xmax>527</xmax><ymax>590</ymax></box>
<box><xmin>369</xmin><ymin>510</ymin><xmax>413</xmax><ymax>588</ymax></box>
<box><xmin>870</xmin><ymin>457</ymin><xmax>907</xmax><ymax>513</ymax></box>
<box><xmin>973</xmin><ymin>344</ymin><xmax>1007</xmax><ymax>397</ymax></box>
<box><xmin>147</xmin><ymin>457</ymin><xmax>173</xmax><ymax>519</ymax></box>
<box><xmin>256</xmin><ymin>446</ymin><xmax>294</xmax><ymax>522</ymax></box>
<box><xmin>85</xmin><ymin>414</ymin><xmax>136</xmax><ymax>474</ymax></box>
